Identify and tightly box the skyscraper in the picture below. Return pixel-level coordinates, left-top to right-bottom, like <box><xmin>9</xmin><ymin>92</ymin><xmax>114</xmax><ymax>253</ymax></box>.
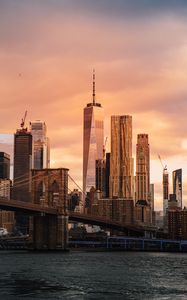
<box><xmin>83</xmin><ymin>71</ymin><xmax>104</xmax><ymax>198</ymax></box>
<box><xmin>136</xmin><ymin>134</ymin><xmax>150</xmax><ymax>201</ymax></box>
<box><xmin>163</xmin><ymin>166</ymin><xmax>169</xmax><ymax>218</ymax></box>
<box><xmin>96</xmin><ymin>158</ymin><xmax>106</xmax><ymax>198</ymax></box>
<box><xmin>13</xmin><ymin>128</ymin><xmax>32</xmax><ymax>202</ymax></box>
<box><xmin>0</xmin><ymin>152</ymin><xmax>10</xmax><ymax>179</ymax></box>
<box><xmin>13</xmin><ymin>125</ymin><xmax>32</xmax><ymax>233</ymax></box>
<box><xmin>30</xmin><ymin>120</ymin><xmax>50</xmax><ymax>169</ymax></box>
<box><xmin>105</xmin><ymin>152</ymin><xmax>110</xmax><ymax>198</ymax></box>
<box><xmin>110</xmin><ymin>115</ymin><xmax>134</xmax><ymax>199</ymax></box>
<box><xmin>150</xmin><ymin>183</ymin><xmax>154</xmax><ymax>211</ymax></box>
<box><xmin>172</xmin><ymin>168</ymin><xmax>182</xmax><ymax>208</ymax></box>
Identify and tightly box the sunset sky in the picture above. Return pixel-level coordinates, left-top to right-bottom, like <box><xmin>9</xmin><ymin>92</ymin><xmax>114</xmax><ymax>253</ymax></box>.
<box><xmin>1</xmin><ymin>0</ymin><xmax>187</xmax><ymax>210</ymax></box>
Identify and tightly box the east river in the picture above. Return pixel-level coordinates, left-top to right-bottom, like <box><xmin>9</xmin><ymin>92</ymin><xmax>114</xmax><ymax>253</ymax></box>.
<box><xmin>0</xmin><ymin>251</ymin><xmax>187</xmax><ymax>299</ymax></box>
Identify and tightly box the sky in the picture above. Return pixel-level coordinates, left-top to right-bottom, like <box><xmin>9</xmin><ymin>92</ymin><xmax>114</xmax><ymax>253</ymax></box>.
<box><xmin>1</xmin><ymin>0</ymin><xmax>187</xmax><ymax>210</ymax></box>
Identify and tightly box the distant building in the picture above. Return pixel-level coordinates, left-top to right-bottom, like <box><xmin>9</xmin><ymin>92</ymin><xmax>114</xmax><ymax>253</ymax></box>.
<box><xmin>68</xmin><ymin>189</ymin><xmax>82</xmax><ymax>211</ymax></box>
<box><xmin>0</xmin><ymin>152</ymin><xmax>10</xmax><ymax>179</ymax></box>
<box><xmin>0</xmin><ymin>179</ymin><xmax>14</xmax><ymax>232</ymax></box>
<box><xmin>13</xmin><ymin>129</ymin><xmax>32</xmax><ymax>202</ymax></box>
<box><xmin>154</xmin><ymin>211</ymin><xmax>163</xmax><ymax>228</ymax></box>
<box><xmin>172</xmin><ymin>169</ymin><xmax>182</xmax><ymax>209</ymax></box>
<box><xmin>163</xmin><ymin>166</ymin><xmax>169</xmax><ymax>223</ymax></box>
<box><xmin>168</xmin><ymin>193</ymin><xmax>178</xmax><ymax>209</ymax></box>
<box><xmin>96</xmin><ymin>159</ymin><xmax>106</xmax><ymax>198</ymax></box>
<box><xmin>168</xmin><ymin>206</ymin><xmax>187</xmax><ymax>240</ymax></box>
<box><xmin>105</xmin><ymin>153</ymin><xmax>110</xmax><ymax>198</ymax></box>
<box><xmin>135</xmin><ymin>200</ymin><xmax>151</xmax><ymax>225</ymax></box>
<box><xmin>13</xmin><ymin>127</ymin><xmax>32</xmax><ymax>233</ymax></box>
<box><xmin>83</xmin><ymin>71</ymin><xmax>104</xmax><ymax>199</ymax></box>
<box><xmin>30</xmin><ymin>120</ymin><xmax>50</xmax><ymax>169</ymax></box>
<box><xmin>150</xmin><ymin>183</ymin><xmax>154</xmax><ymax>211</ymax></box>
<box><xmin>110</xmin><ymin>115</ymin><xmax>134</xmax><ymax>199</ymax></box>
<box><xmin>136</xmin><ymin>134</ymin><xmax>150</xmax><ymax>202</ymax></box>
<box><xmin>88</xmin><ymin>195</ymin><xmax>134</xmax><ymax>225</ymax></box>
<box><xmin>150</xmin><ymin>183</ymin><xmax>155</xmax><ymax>224</ymax></box>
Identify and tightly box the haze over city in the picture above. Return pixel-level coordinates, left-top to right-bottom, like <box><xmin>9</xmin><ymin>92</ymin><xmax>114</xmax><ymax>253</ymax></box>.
<box><xmin>1</xmin><ymin>0</ymin><xmax>187</xmax><ymax>209</ymax></box>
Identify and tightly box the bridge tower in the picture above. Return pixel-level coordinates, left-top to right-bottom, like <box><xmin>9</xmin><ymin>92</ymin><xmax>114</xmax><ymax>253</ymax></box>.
<box><xmin>30</xmin><ymin>168</ymin><xmax>69</xmax><ymax>250</ymax></box>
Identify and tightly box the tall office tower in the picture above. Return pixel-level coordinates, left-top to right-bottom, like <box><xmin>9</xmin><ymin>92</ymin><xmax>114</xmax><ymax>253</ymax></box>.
<box><xmin>105</xmin><ymin>153</ymin><xmax>110</xmax><ymax>198</ymax></box>
<box><xmin>0</xmin><ymin>152</ymin><xmax>10</xmax><ymax>179</ymax></box>
<box><xmin>172</xmin><ymin>169</ymin><xmax>182</xmax><ymax>208</ymax></box>
<box><xmin>30</xmin><ymin>121</ymin><xmax>50</xmax><ymax>169</ymax></box>
<box><xmin>13</xmin><ymin>126</ymin><xmax>32</xmax><ymax>233</ymax></box>
<box><xmin>163</xmin><ymin>166</ymin><xmax>169</xmax><ymax>217</ymax></box>
<box><xmin>150</xmin><ymin>183</ymin><xmax>154</xmax><ymax>211</ymax></box>
<box><xmin>96</xmin><ymin>159</ymin><xmax>106</xmax><ymax>198</ymax></box>
<box><xmin>110</xmin><ymin>115</ymin><xmax>134</xmax><ymax>199</ymax></box>
<box><xmin>150</xmin><ymin>183</ymin><xmax>154</xmax><ymax>224</ymax></box>
<box><xmin>83</xmin><ymin>71</ymin><xmax>104</xmax><ymax>199</ymax></box>
<box><xmin>136</xmin><ymin>134</ymin><xmax>150</xmax><ymax>202</ymax></box>
<box><xmin>13</xmin><ymin>128</ymin><xmax>32</xmax><ymax>202</ymax></box>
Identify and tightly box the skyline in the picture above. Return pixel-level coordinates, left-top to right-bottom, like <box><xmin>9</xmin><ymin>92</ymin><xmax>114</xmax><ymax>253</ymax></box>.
<box><xmin>1</xmin><ymin>0</ymin><xmax>187</xmax><ymax>209</ymax></box>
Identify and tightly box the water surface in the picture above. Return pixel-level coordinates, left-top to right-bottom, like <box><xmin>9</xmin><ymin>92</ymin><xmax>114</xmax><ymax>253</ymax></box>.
<box><xmin>0</xmin><ymin>251</ymin><xmax>187</xmax><ymax>299</ymax></box>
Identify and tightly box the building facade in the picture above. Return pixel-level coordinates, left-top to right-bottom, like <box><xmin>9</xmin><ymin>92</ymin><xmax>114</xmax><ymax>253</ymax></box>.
<box><xmin>13</xmin><ymin>128</ymin><xmax>32</xmax><ymax>202</ymax></box>
<box><xmin>136</xmin><ymin>134</ymin><xmax>150</xmax><ymax>202</ymax></box>
<box><xmin>0</xmin><ymin>179</ymin><xmax>14</xmax><ymax>232</ymax></box>
<box><xmin>30</xmin><ymin>120</ymin><xmax>50</xmax><ymax>169</ymax></box>
<box><xmin>110</xmin><ymin>115</ymin><xmax>134</xmax><ymax>199</ymax></box>
<box><xmin>83</xmin><ymin>72</ymin><xmax>104</xmax><ymax>199</ymax></box>
<box><xmin>163</xmin><ymin>166</ymin><xmax>169</xmax><ymax>217</ymax></box>
<box><xmin>0</xmin><ymin>152</ymin><xmax>10</xmax><ymax>179</ymax></box>
<box><xmin>168</xmin><ymin>207</ymin><xmax>187</xmax><ymax>240</ymax></box>
<box><xmin>96</xmin><ymin>159</ymin><xmax>106</xmax><ymax>198</ymax></box>
<box><xmin>172</xmin><ymin>169</ymin><xmax>182</xmax><ymax>209</ymax></box>
<box><xmin>105</xmin><ymin>153</ymin><xmax>110</xmax><ymax>198</ymax></box>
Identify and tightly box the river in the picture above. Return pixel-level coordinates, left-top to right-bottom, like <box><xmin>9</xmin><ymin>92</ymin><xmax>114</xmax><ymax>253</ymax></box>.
<box><xmin>0</xmin><ymin>251</ymin><xmax>187</xmax><ymax>299</ymax></box>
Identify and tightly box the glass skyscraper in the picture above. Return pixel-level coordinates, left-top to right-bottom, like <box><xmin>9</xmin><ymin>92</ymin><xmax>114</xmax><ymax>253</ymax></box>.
<box><xmin>83</xmin><ymin>72</ymin><xmax>104</xmax><ymax>199</ymax></box>
<box><xmin>30</xmin><ymin>121</ymin><xmax>50</xmax><ymax>169</ymax></box>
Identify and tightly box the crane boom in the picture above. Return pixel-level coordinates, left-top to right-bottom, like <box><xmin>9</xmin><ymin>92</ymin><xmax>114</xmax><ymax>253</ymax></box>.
<box><xmin>158</xmin><ymin>154</ymin><xmax>167</xmax><ymax>170</ymax></box>
<box><xmin>20</xmin><ymin>110</ymin><xmax>27</xmax><ymax>129</ymax></box>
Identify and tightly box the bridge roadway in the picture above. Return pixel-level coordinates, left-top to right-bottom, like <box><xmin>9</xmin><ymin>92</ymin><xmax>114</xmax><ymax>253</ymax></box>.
<box><xmin>69</xmin><ymin>212</ymin><xmax>156</xmax><ymax>235</ymax></box>
<box><xmin>0</xmin><ymin>197</ymin><xmax>156</xmax><ymax>235</ymax></box>
<box><xmin>0</xmin><ymin>197</ymin><xmax>57</xmax><ymax>215</ymax></box>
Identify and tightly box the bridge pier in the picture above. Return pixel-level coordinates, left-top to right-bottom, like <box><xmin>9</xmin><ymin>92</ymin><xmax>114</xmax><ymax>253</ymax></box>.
<box><xmin>30</xmin><ymin>214</ymin><xmax>68</xmax><ymax>251</ymax></box>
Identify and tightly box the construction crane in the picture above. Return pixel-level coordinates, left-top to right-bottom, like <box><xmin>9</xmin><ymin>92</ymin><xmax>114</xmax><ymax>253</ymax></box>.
<box><xmin>103</xmin><ymin>136</ymin><xmax>108</xmax><ymax>159</ymax></box>
<box><xmin>158</xmin><ymin>154</ymin><xmax>167</xmax><ymax>170</ymax></box>
<box><xmin>20</xmin><ymin>110</ymin><xmax>27</xmax><ymax>129</ymax></box>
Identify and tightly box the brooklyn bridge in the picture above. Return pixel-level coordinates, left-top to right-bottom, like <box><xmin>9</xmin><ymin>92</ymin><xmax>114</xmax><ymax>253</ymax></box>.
<box><xmin>0</xmin><ymin>168</ymin><xmax>157</xmax><ymax>250</ymax></box>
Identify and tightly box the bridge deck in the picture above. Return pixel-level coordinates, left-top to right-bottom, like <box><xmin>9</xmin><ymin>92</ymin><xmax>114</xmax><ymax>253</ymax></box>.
<box><xmin>0</xmin><ymin>198</ymin><xmax>157</xmax><ymax>234</ymax></box>
<box><xmin>0</xmin><ymin>197</ymin><xmax>57</xmax><ymax>215</ymax></box>
<box><xmin>69</xmin><ymin>212</ymin><xmax>157</xmax><ymax>234</ymax></box>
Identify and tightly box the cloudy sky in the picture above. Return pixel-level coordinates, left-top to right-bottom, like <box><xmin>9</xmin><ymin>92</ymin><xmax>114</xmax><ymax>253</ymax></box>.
<box><xmin>1</xmin><ymin>0</ymin><xmax>187</xmax><ymax>209</ymax></box>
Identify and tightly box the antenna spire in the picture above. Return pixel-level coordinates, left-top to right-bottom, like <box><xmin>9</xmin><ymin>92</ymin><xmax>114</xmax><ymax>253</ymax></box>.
<box><xmin>92</xmin><ymin>69</ymin><xmax>96</xmax><ymax>105</ymax></box>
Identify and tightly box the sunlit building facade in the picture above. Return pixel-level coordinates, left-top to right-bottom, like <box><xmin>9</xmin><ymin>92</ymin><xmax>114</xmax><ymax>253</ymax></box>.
<box><xmin>172</xmin><ymin>168</ymin><xmax>182</xmax><ymax>209</ymax></box>
<box><xmin>136</xmin><ymin>134</ymin><xmax>150</xmax><ymax>202</ymax></box>
<box><xmin>83</xmin><ymin>72</ymin><xmax>104</xmax><ymax>199</ymax></box>
<box><xmin>30</xmin><ymin>121</ymin><xmax>50</xmax><ymax>169</ymax></box>
<box><xmin>110</xmin><ymin>115</ymin><xmax>134</xmax><ymax>199</ymax></box>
